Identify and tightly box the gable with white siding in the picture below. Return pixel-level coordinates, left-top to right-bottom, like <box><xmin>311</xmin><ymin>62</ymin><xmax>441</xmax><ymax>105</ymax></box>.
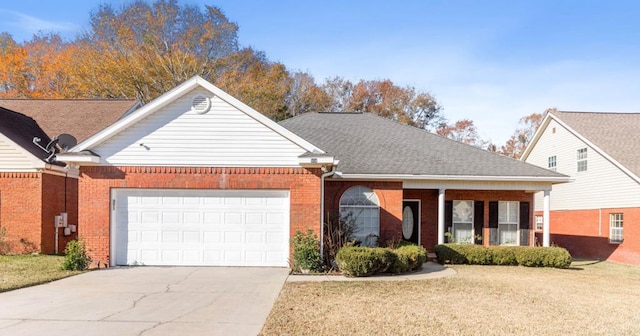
<box><xmin>525</xmin><ymin>117</ymin><xmax>640</xmax><ymax>211</ymax></box>
<box><xmin>0</xmin><ymin>133</ymin><xmax>41</xmax><ymax>171</ymax></box>
<box><xmin>92</xmin><ymin>86</ymin><xmax>309</xmax><ymax>167</ymax></box>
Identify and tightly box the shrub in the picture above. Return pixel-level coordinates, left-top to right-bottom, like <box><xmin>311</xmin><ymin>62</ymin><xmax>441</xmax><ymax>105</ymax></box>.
<box><xmin>323</xmin><ymin>212</ymin><xmax>357</xmax><ymax>270</ymax></box>
<box><xmin>337</xmin><ymin>245</ymin><xmax>428</xmax><ymax>276</ymax></box>
<box><xmin>61</xmin><ymin>239</ymin><xmax>92</xmax><ymax>271</ymax></box>
<box><xmin>336</xmin><ymin>247</ymin><xmax>396</xmax><ymax>277</ymax></box>
<box><xmin>515</xmin><ymin>246</ymin><xmax>572</xmax><ymax>268</ymax></box>
<box><xmin>0</xmin><ymin>227</ymin><xmax>11</xmax><ymax>255</ymax></box>
<box><xmin>434</xmin><ymin>244</ymin><xmax>468</xmax><ymax>264</ymax></box>
<box><xmin>434</xmin><ymin>244</ymin><xmax>572</xmax><ymax>268</ymax></box>
<box><xmin>391</xmin><ymin>245</ymin><xmax>427</xmax><ymax>273</ymax></box>
<box><xmin>491</xmin><ymin>246</ymin><xmax>518</xmax><ymax>266</ymax></box>
<box><xmin>292</xmin><ymin>230</ymin><xmax>324</xmax><ymax>273</ymax></box>
<box><xmin>381</xmin><ymin>238</ymin><xmax>416</xmax><ymax>249</ymax></box>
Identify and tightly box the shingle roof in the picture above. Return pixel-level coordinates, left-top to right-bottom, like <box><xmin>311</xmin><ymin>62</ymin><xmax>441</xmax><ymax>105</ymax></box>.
<box><xmin>0</xmin><ymin>106</ymin><xmax>58</xmax><ymax>164</ymax></box>
<box><xmin>0</xmin><ymin>99</ymin><xmax>139</xmax><ymax>142</ymax></box>
<box><xmin>551</xmin><ymin>111</ymin><xmax>640</xmax><ymax>177</ymax></box>
<box><xmin>280</xmin><ymin>112</ymin><xmax>565</xmax><ymax>178</ymax></box>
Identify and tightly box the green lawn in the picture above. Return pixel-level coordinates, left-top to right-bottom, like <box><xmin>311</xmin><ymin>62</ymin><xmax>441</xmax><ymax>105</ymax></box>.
<box><xmin>261</xmin><ymin>260</ymin><xmax>640</xmax><ymax>335</ymax></box>
<box><xmin>0</xmin><ymin>254</ymin><xmax>85</xmax><ymax>292</ymax></box>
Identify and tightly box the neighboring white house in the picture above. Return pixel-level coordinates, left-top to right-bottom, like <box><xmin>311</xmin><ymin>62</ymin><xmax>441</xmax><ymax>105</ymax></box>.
<box><xmin>522</xmin><ymin>111</ymin><xmax>640</xmax><ymax>265</ymax></box>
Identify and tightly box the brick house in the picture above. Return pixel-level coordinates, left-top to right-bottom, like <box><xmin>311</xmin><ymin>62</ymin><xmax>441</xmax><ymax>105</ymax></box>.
<box><xmin>0</xmin><ymin>100</ymin><xmax>138</xmax><ymax>254</ymax></box>
<box><xmin>522</xmin><ymin>111</ymin><xmax>640</xmax><ymax>265</ymax></box>
<box><xmin>56</xmin><ymin>77</ymin><xmax>569</xmax><ymax>267</ymax></box>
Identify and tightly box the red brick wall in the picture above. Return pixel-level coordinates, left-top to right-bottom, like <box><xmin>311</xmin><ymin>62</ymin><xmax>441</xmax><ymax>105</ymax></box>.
<box><xmin>78</xmin><ymin>166</ymin><xmax>322</xmax><ymax>266</ymax></box>
<box><xmin>0</xmin><ymin>172</ymin><xmax>77</xmax><ymax>254</ymax></box>
<box><xmin>534</xmin><ymin>208</ymin><xmax>640</xmax><ymax>265</ymax></box>
<box><xmin>0</xmin><ymin>172</ymin><xmax>42</xmax><ymax>253</ymax></box>
<box><xmin>324</xmin><ymin>181</ymin><xmax>403</xmax><ymax>243</ymax></box>
<box><xmin>41</xmin><ymin>173</ymin><xmax>78</xmax><ymax>254</ymax></box>
<box><xmin>403</xmin><ymin>189</ymin><xmax>534</xmax><ymax>251</ymax></box>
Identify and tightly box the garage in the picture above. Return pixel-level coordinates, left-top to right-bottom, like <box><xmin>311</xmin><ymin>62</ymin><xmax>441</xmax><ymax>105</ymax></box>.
<box><xmin>111</xmin><ymin>189</ymin><xmax>290</xmax><ymax>267</ymax></box>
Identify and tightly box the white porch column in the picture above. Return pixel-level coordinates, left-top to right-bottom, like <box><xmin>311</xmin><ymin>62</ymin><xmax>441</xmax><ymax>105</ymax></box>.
<box><xmin>543</xmin><ymin>190</ymin><xmax>550</xmax><ymax>247</ymax></box>
<box><xmin>437</xmin><ymin>188</ymin><xmax>446</xmax><ymax>244</ymax></box>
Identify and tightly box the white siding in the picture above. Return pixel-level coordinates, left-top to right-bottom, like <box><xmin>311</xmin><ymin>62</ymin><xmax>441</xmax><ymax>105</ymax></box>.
<box><xmin>95</xmin><ymin>87</ymin><xmax>306</xmax><ymax>167</ymax></box>
<box><xmin>526</xmin><ymin>119</ymin><xmax>640</xmax><ymax>211</ymax></box>
<box><xmin>0</xmin><ymin>135</ymin><xmax>38</xmax><ymax>171</ymax></box>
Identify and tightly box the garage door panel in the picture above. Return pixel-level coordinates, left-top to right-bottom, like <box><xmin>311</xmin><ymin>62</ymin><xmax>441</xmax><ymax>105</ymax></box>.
<box><xmin>113</xmin><ymin>189</ymin><xmax>289</xmax><ymax>266</ymax></box>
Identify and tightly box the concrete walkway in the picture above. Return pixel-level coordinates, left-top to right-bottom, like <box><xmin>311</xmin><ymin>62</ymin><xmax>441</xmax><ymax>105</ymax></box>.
<box><xmin>287</xmin><ymin>262</ymin><xmax>456</xmax><ymax>282</ymax></box>
<box><xmin>0</xmin><ymin>267</ymin><xmax>289</xmax><ymax>336</ymax></box>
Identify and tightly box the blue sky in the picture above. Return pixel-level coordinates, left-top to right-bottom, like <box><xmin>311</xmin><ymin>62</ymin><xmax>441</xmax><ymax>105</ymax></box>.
<box><xmin>1</xmin><ymin>0</ymin><xmax>639</xmax><ymax>145</ymax></box>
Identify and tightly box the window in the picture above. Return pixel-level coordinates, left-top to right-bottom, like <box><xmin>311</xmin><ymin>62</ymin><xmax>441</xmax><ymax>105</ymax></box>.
<box><xmin>451</xmin><ymin>201</ymin><xmax>473</xmax><ymax>244</ymax></box>
<box><xmin>535</xmin><ymin>215</ymin><xmax>543</xmax><ymax>231</ymax></box>
<box><xmin>610</xmin><ymin>213</ymin><xmax>623</xmax><ymax>244</ymax></box>
<box><xmin>498</xmin><ymin>201</ymin><xmax>519</xmax><ymax>245</ymax></box>
<box><xmin>577</xmin><ymin>148</ymin><xmax>587</xmax><ymax>172</ymax></box>
<box><xmin>548</xmin><ymin>156</ymin><xmax>557</xmax><ymax>171</ymax></box>
<box><xmin>452</xmin><ymin>200</ymin><xmax>474</xmax><ymax>244</ymax></box>
<box><xmin>339</xmin><ymin>186</ymin><xmax>380</xmax><ymax>246</ymax></box>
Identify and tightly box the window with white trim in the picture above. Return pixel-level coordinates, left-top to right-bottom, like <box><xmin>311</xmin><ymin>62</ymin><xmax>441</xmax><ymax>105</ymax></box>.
<box><xmin>609</xmin><ymin>213</ymin><xmax>623</xmax><ymax>244</ymax></box>
<box><xmin>548</xmin><ymin>155</ymin><xmax>557</xmax><ymax>171</ymax></box>
<box><xmin>535</xmin><ymin>215</ymin><xmax>543</xmax><ymax>231</ymax></box>
<box><xmin>498</xmin><ymin>201</ymin><xmax>519</xmax><ymax>245</ymax></box>
<box><xmin>577</xmin><ymin>148</ymin><xmax>587</xmax><ymax>172</ymax></box>
<box><xmin>452</xmin><ymin>200</ymin><xmax>474</xmax><ymax>244</ymax></box>
<box><xmin>339</xmin><ymin>186</ymin><xmax>380</xmax><ymax>246</ymax></box>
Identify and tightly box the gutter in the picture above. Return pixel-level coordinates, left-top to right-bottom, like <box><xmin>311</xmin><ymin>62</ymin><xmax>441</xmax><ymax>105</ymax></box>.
<box><xmin>319</xmin><ymin>163</ymin><xmax>338</xmax><ymax>260</ymax></box>
<box><xmin>332</xmin><ymin>173</ymin><xmax>571</xmax><ymax>183</ymax></box>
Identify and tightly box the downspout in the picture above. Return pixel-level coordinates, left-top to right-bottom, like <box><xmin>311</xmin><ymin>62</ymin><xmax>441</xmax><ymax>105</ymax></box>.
<box><xmin>320</xmin><ymin>164</ymin><xmax>337</xmax><ymax>260</ymax></box>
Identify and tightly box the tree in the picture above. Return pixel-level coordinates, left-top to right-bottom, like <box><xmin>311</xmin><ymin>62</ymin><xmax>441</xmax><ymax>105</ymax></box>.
<box><xmin>500</xmin><ymin>109</ymin><xmax>551</xmax><ymax>158</ymax></box>
<box><xmin>0</xmin><ymin>33</ymin><xmax>28</xmax><ymax>97</ymax></box>
<box><xmin>320</xmin><ymin>76</ymin><xmax>443</xmax><ymax>130</ymax></box>
<box><xmin>285</xmin><ymin>71</ymin><xmax>333</xmax><ymax>116</ymax></box>
<box><xmin>74</xmin><ymin>0</ymin><xmax>240</xmax><ymax>102</ymax></box>
<box><xmin>322</xmin><ymin>76</ymin><xmax>354</xmax><ymax>112</ymax></box>
<box><xmin>436</xmin><ymin>119</ymin><xmax>486</xmax><ymax>148</ymax></box>
<box><xmin>213</xmin><ymin>48</ymin><xmax>292</xmax><ymax>120</ymax></box>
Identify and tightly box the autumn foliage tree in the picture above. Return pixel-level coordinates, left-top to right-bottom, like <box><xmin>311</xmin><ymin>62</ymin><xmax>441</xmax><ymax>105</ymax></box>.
<box><xmin>436</xmin><ymin>119</ymin><xmax>486</xmax><ymax>148</ymax></box>
<box><xmin>500</xmin><ymin>110</ymin><xmax>550</xmax><ymax>158</ymax></box>
<box><xmin>320</xmin><ymin>77</ymin><xmax>444</xmax><ymax>130</ymax></box>
<box><xmin>0</xmin><ymin>0</ymin><xmax>445</xmax><ymax>132</ymax></box>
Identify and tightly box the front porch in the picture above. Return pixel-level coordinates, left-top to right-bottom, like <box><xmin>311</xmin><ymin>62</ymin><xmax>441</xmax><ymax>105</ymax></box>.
<box><xmin>324</xmin><ymin>180</ymin><xmax>554</xmax><ymax>251</ymax></box>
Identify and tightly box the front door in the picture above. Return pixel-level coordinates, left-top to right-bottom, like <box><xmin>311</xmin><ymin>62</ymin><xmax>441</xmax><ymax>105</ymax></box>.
<box><xmin>402</xmin><ymin>200</ymin><xmax>420</xmax><ymax>245</ymax></box>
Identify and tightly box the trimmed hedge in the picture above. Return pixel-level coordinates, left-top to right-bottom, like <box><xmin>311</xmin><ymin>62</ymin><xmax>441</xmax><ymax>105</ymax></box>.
<box><xmin>391</xmin><ymin>245</ymin><xmax>428</xmax><ymax>273</ymax></box>
<box><xmin>336</xmin><ymin>244</ymin><xmax>427</xmax><ymax>277</ymax></box>
<box><xmin>434</xmin><ymin>244</ymin><xmax>572</xmax><ymax>269</ymax></box>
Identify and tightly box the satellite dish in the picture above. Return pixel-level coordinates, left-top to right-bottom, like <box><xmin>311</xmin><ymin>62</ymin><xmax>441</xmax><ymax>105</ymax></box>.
<box><xmin>56</xmin><ymin>133</ymin><xmax>77</xmax><ymax>151</ymax></box>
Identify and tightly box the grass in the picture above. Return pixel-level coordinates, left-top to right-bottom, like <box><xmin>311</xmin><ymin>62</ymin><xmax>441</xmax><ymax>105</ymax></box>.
<box><xmin>0</xmin><ymin>254</ymin><xmax>85</xmax><ymax>292</ymax></box>
<box><xmin>261</xmin><ymin>260</ymin><xmax>640</xmax><ymax>335</ymax></box>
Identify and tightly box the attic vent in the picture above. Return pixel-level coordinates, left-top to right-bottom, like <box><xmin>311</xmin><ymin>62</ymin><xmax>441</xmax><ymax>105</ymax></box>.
<box><xmin>191</xmin><ymin>95</ymin><xmax>211</xmax><ymax>114</ymax></box>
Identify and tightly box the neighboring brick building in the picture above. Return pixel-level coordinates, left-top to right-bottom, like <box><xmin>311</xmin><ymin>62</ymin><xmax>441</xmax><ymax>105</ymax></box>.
<box><xmin>0</xmin><ymin>107</ymin><xmax>77</xmax><ymax>254</ymax></box>
<box><xmin>523</xmin><ymin>111</ymin><xmax>640</xmax><ymax>265</ymax></box>
<box><xmin>0</xmin><ymin>100</ymin><xmax>138</xmax><ymax>254</ymax></box>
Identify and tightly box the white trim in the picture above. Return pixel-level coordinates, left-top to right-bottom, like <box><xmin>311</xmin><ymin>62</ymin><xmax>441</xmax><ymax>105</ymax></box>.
<box><xmin>56</xmin><ymin>153</ymin><xmax>101</xmax><ymax>164</ymax></box>
<box><xmin>402</xmin><ymin>199</ymin><xmax>421</xmax><ymax>245</ymax></box>
<box><xmin>522</xmin><ymin>112</ymin><xmax>640</xmax><ymax>184</ymax></box>
<box><xmin>334</xmin><ymin>173</ymin><xmax>570</xmax><ymax>183</ymax></box>
<box><xmin>437</xmin><ymin>189</ymin><xmax>445</xmax><ymax>245</ymax></box>
<box><xmin>71</xmin><ymin>76</ymin><xmax>325</xmax><ymax>155</ymax></box>
<box><xmin>334</xmin><ymin>173</ymin><xmax>570</xmax><ymax>182</ymax></box>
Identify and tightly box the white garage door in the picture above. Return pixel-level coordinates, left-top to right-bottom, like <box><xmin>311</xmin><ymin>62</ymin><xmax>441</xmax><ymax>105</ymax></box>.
<box><xmin>112</xmin><ymin>189</ymin><xmax>290</xmax><ymax>267</ymax></box>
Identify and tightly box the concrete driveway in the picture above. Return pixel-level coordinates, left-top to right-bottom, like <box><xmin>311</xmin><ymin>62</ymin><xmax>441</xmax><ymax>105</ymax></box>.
<box><xmin>0</xmin><ymin>267</ymin><xmax>289</xmax><ymax>336</ymax></box>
